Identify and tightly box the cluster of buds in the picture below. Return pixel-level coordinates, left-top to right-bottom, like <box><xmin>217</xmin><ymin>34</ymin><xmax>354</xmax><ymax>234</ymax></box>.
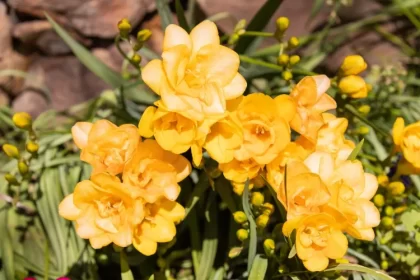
<box><xmin>337</xmin><ymin>55</ymin><xmax>370</xmax><ymax>99</ymax></box>
<box><xmin>228</xmin><ymin>19</ymin><xmax>247</xmax><ymax>46</ymax></box>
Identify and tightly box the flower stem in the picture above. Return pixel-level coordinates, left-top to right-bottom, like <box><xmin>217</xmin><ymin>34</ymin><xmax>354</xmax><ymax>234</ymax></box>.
<box><xmin>241</xmin><ymin>31</ymin><xmax>273</xmax><ymax>37</ymax></box>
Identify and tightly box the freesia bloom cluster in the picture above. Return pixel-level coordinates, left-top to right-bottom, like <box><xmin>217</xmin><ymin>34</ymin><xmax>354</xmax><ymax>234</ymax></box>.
<box><xmin>392</xmin><ymin>117</ymin><xmax>420</xmax><ymax>174</ymax></box>
<box><xmin>59</xmin><ymin>120</ymin><xmax>191</xmax><ymax>256</ymax></box>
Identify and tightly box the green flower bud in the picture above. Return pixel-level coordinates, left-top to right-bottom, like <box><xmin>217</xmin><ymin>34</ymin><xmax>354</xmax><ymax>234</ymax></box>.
<box><xmin>278</xmin><ymin>264</ymin><xmax>288</xmax><ymax>274</ymax></box>
<box><xmin>251</xmin><ymin>192</ymin><xmax>264</xmax><ymax>207</ymax></box>
<box><xmin>26</xmin><ymin>141</ymin><xmax>39</xmax><ymax>154</ymax></box>
<box><xmin>277</xmin><ymin>54</ymin><xmax>289</xmax><ymax>66</ymax></box>
<box><xmin>373</xmin><ymin>194</ymin><xmax>385</xmax><ymax>207</ymax></box>
<box><xmin>358</xmin><ymin>104</ymin><xmax>371</xmax><ymax>115</ymax></box>
<box><xmin>5</xmin><ymin>173</ymin><xmax>18</xmax><ymax>185</ymax></box>
<box><xmin>13</xmin><ymin>112</ymin><xmax>32</xmax><ymax>130</ymax></box>
<box><xmin>288</xmin><ymin>36</ymin><xmax>299</xmax><ymax>49</ymax></box>
<box><xmin>381</xmin><ymin>217</ymin><xmax>394</xmax><ymax>229</ymax></box>
<box><xmin>236</xmin><ymin>229</ymin><xmax>249</xmax><ymax>241</ymax></box>
<box><xmin>384</xmin><ymin>206</ymin><xmax>394</xmax><ymax>217</ymax></box>
<box><xmin>96</xmin><ymin>253</ymin><xmax>109</xmax><ymax>265</ymax></box>
<box><xmin>133</xmin><ymin>42</ymin><xmax>143</xmax><ymax>51</ymax></box>
<box><xmin>131</xmin><ymin>54</ymin><xmax>142</xmax><ymax>64</ymax></box>
<box><xmin>282</xmin><ymin>70</ymin><xmax>293</xmax><ymax>81</ymax></box>
<box><xmin>2</xmin><ymin>144</ymin><xmax>19</xmax><ymax>159</ymax></box>
<box><xmin>357</xmin><ymin>126</ymin><xmax>370</xmax><ymax>135</ymax></box>
<box><xmin>263</xmin><ymin>239</ymin><xmax>275</xmax><ymax>256</ymax></box>
<box><xmin>256</xmin><ymin>214</ymin><xmax>270</xmax><ymax>228</ymax></box>
<box><xmin>18</xmin><ymin>161</ymin><xmax>29</xmax><ymax>175</ymax></box>
<box><xmin>289</xmin><ymin>55</ymin><xmax>300</xmax><ymax>65</ymax></box>
<box><xmin>233</xmin><ymin>211</ymin><xmax>247</xmax><ymax>224</ymax></box>
<box><xmin>381</xmin><ymin>260</ymin><xmax>389</xmax><ymax>270</ymax></box>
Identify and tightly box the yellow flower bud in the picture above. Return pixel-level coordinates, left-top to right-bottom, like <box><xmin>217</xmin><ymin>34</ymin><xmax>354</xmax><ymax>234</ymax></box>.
<box><xmin>263</xmin><ymin>239</ymin><xmax>275</xmax><ymax>256</ymax></box>
<box><xmin>381</xmin><ymin>217</ymin><xmax>394</xmax><ymax>229</ymax></box>
<box><xmin>381</xmin><ymin>260</ymin><xmax>389</xmax><ymax>270</ymax></box>
<box><xmin>262</xmin><ymin>202</ymin><xmax>274</xmax><ymax>216</ymax></box>
<box><xmin>278</xmin><ymin>264</ymin><xmax>288</xmax><ymax>273</ymax></box>
<box><xmin>377</xmin><ymin>174</ymin><xmax>389</xmax><ymax>187</ymax></box>
<box><xmin>338</xmin><ymin>75</ymin><xmax>368</xmax><ymax>99</ymax></box>
<box><xmin>26</xmin><ymin>141</ymin><xmax>39</xmax><ymax>154</ymax></box>
<box><xmin>137</xmin><ymin>29</ymin><xmax>152</xmax><ymax>43</ymax></box>
<box><xmin>288</xmin><ymin>37</ymin><xmax>299</xmax><ymax>49</ymax></box>
<box><xmin>356</xmin><ymin>126</ymin><xmax>370</xmax><ymax>135</ymax></box>
<box><xmin>276</xmin><ymin>17</ymin><xmax>290</xmax><ymax>32</ymax></box>
<box><xmin>277</xmin><ymin>54</ymin><xmax>289</xmax><ymax>66</ymax></box>
<box><xmin>12</xmin><ymin>112</ymin><xmax>32</xmax><ymax>130</ymax></box>
<box><xmin>5</xmin><ymin>173</ymin><xmax>18</xmax><ymax>185</ymax></box>
<box><xmin>2</xmin><ymin>144</ymin><xmax>20</xmax><ymax>159</ymax></box>
<box><xmin>233</xmin><ymin>211</ymin><xmax>247</xmax><ymax>224</ymax></box>
<box><xmin>358</xmin><ymin>105</ymin><xmax>371</xmax><ymax>115</ymax></box>
<box><xmin>117</xmin><ymin>18</ymin><xmax>131</xmax><ymax>38</ymax></box>
<box><xmin>228</xmin><ymin>247</ymin><xmax>243</xmax><ymax>258</ymax></box>
<box><xmin>339</xmin><ymin>55</ymin><xmax>367</xmax><ymax>76</ymax></box>
<box><xmin>18</xmin><ymin>161</ymin><xmax>29</xmax><ymax>175</ymax></box>
<box><xmin>336</xmin><ymin>258</ymin><xmax>349</xmax><ymax>264</ymax></box>
<box><xmin>131</xmin><ymin>54</ymin><xmax>142</xmax><ymax>64</ymax></box>
<box><xmin>388</xmin><ymin>181</ymin><xmax>405</xmax><ymax>195</ymax></box>
<box><xmin>394</xmin><ymin>205</ymin><xmax>407</xmax><ymax>214</ymax></box>
<box><xmin>384</xmin><ymin>206</ymin><xmax>394</xmax><ymax>217</ymax></box>
<box><xmin>282</xmin><ymin>70</ymin><xmax>293</xmax><ymax>81</ymax></box>
<box><xmin>289</xmin><ymin>55</ymin><xmax>300</xmax><ymax>65</ymax></box>
<box><xmin>251</xmin><ymin>192</ymin><xmax>264</xmax><ymax>207</ymax></box>
<box><xmin>236</xmin><ymin>229</ymin><xmax>249</xmax><ymax>241</ymax></box>
<box><xmin>373</xmin><ymin>194</ymin><xmax>385</xmax><ymax>207</ymax></box>
<box><xmin>228</xmin><ymin>34</ymin><xmax>240</xmax><ymax>45</ymax></box>
<box><xmin>256</xmin><ymin>214</ymin><xmax>269</xmax><ymax>228</ymax></box>
<box><xmin>395</xmin><ymin>253</ymin><xmax>401</xmax><ymax>261</ymax></box>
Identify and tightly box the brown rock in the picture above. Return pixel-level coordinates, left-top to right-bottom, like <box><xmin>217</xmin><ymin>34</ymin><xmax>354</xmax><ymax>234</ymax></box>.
<box><xmin>12</xmin><ymin>21</ymin><xmax>52</xmax><ymax>43</ymax></box>
<box><xmin>8</xmin><ymin>0</ymin><xmax>156</xmax><ymax>38</ymax></box>
<box><xmin>12</xmin><ymin>90</ymin><xmax>49</xmax><ymax>117</ymax></box>
<box><xmin>0</xmin><ymin>89</ymin><xmax>10</xmax><ymax>106</ymax></box>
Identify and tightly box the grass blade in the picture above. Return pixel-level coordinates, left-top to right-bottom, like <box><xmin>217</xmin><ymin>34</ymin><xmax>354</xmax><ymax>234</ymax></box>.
<box><xmin>175</xmin><ymin>0</ymin><xmax>190</xmax><ymax>32</ymax></box>
<box><xmin>347</xmin><ymin>139</ymin><xmax>365</xmax><ymax>160</ymax></box>
<box><xmin>184</xmin><ymin>173</ymin><xmax>210</xmax><ymax>218</ymax></box>
<box><xmin>234</xmin><ymin>0</ymin><xmax>284</xmax><ymax>54</ymax></box>
<box><xmin>156</xmin><ymin>0</ymin><xmax>173</xmax><ymax>30</ymax></box>
<box><xmin>324</xmin><ymin>264</ymin><xmax>396</xmax><ymax>280</ymax></box>
<box><xmin>249</xmin><ymin>255</ymin><xmax>268</xmax><ymax>279</ymax></box>
<box><xmin>242</xmin><ymin>179</ymin><xmax>257</xmax><ymax>274</ymax></box>
<box><xmin>120</xmin><ymin>251</ymin><xmax>134</xmax><ymax>280</ymax></box>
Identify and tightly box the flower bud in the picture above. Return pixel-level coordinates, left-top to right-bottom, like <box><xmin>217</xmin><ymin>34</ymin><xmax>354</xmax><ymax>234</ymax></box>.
<box><xmin>233</xmin><ymin>211</ymin><xmax>248</xmax><ymax>224</ymax></box>
<box><xmin>256</xmin><ymin>214</ymin><xmax>269</xmax><ymax>228</ymax></box>
<box><xmin>381</xmin><ymin>260</ymin><xmax>389</xmax><ymax>270</ymax></box>
<box><xmin>336</xmin><ymin>258</ymin><xmax>349</xmax><ymax>264</ymax></box>
<box><xmin>5</xmin><ymin>173</ymin><xmax>18</xmax><ymax>185</ymax></box>
<box><xmin>289</xmin><ymin>55</ymin><xmax>300</xmax><ymax>65</ymax></box>
<box><xmin>231</xmin><ymin>181</ymin><xmax>245</xmax><ymax>195</ymax></box>
<box><xmin>373</xmin><ymin>194</ymin><xmax>385</xmax><ymax>207</ymax></box>
<box><xmin>262</xmin><ymin>202</ymin><xmax>274</xmax><ymax>216</ymax></box>
<box><xmin>18</xmin><ymin>161</ymin><xmax>29</xmax><ymax>175</ymax></box>
<box><xmin>277</xmin><ymin>54</ymin><xmax>289</xmax><ymax>66</ymax></box>
<box><xmin>251</xmin><ymin>192</ymin><xmax>264</xmax><ymax>207</ymax></box>
<box><xmin>394</xmin><ymin>205</ymin><xmax>407</xmax><ymax>214</ymax></box>
<box><xmin>133</xmin><ymin>43</ymin><xmax>143</xmax><ymax>51</ymax></box>
<box><xmin>338</xmin><ymin>75</ymin><xmax>368</xmax><ymax>99</ymax></box>
<box><xmin>384</xmin><ymin>206</ymin><xmax>394</xmax><ymax>217</ymax></box>
<box><xmin>26</xmin><ymin>141</ymin><xmax>39</xmax><ymax>154</ymax></box>
<box><xmin>96</xmin><ymin>253</ymin><xmax>109</xmax><ymax>265</ymax></box>
<box><xmin>131</xmin><ymin>54</ymin><xmax>142</xmax><ymax>64</ymax></box>
<box><xmin>377</xmin><ymin>174</ymin><xmax>389</xmax><ymax>187</ymax></box>
<box><xmin>282</xmin><ymin>70</ymin><xmax>293</xmax><ymax>81</ymax></box>
<box><xmin>395</xmin><ymin>253</ymin><xmax>401</xmax><ymax>261</ymax></box>
<box><xmin>339</xmin><ymin>55</ymin><xmax>367</xmax><ymax>76</ymax></box>
<box><xmin>381</xmin><ymin>217</ymin><xmax>394</xmax><ymax>229</ymax></box>
<box><xmin>236</xmin><ymin>229</ymin><xmax>249</xmax><ymax>241</ymax></box>
<box><xmin>278</xmin><ymin>264</ymin><xmax>288</xmax><ymax>273</ymax></box>
<box><xmin>356</xmin><ymin>126</ymin><xmax>369</xmax><ymax>135</ymax></box>
<box><xmin>137</xmin><ymin>29</ymin><xmax>152</xmax><ymax>43</ymax></box>
<box><xmin>287</xmin><ymin>37</ymin><xmax>299</xmax><ymax>49</ymax></box>
<box><xmin>228</xmin><ymin>34</ymin><xmax>240</xmax><ymax>46</ymax></box>
<box><xmin>13</xmin><ymin>112</ymin><xmax>32</xmax><ymax>130</ymax></box>
<box><xmin>389</xmin><ymin>181</ymin><xmax>405</xmax><ymax>195</ymax></box>
<box><xmin>117</xmin><ymin>18</ymin><xmax>131</xmax><ymax>38</ymax></box>
<box><xmin>228</xmin><ymin>247</ymin><xmax>243</xmax><ymax>258</ymax></box>
<box><xmin>358</xmin><ymin>104</ymin><xmax>371</xmax><ymax>115</ymax></box>
<box><xmin>263</xmin><ymin>239</ymin><xmax>275</xmax><ymax>256</ymax></box>
<box><xmin>276</xmin><ymin>17</ymin><xmax>289</xmax><ymax>32</ymax></box>
<box><xmin>2</xmin><ymin>144</ymin><xmax>19</xmax><ymax>159</ymax></box>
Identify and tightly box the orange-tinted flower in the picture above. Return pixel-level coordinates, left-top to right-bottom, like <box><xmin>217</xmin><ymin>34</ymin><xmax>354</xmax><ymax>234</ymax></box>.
<box><xmin>58</xmin><ymin>173</ymin><xmax>144</xmax><ymax>248</ymax></box>
<box><xmin>123</xmin><ymin>139</ymin><xmax>191</xmax><ymax>203</ymax></box>
<box><xmin>393</xmin><ymin>117</ymin><xmax>420</xmax><ymax>169</ymax></box>
<box><xmin>72</xmin><ymin>120</ymin><xmax>139</xmax><ymax>175</ymax></box>
<box><xmin>220</xmin><ymin>158</ymin><xmax>263</xmax><ymax>186</ymax></box>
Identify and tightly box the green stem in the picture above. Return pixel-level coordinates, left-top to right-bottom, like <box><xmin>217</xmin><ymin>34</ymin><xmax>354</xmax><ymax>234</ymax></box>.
<box><xmin>44</xmin><ymin>240</ymin><xmax>49</xmax><ymax>280</ymax></box>
<box><xmin>239</xmin><ymin>55</ymin><xmax>316</xmax><ymax>76</ymax></box>
<box><xmin>114</xmin><ymin>36</ymin><xmax>140</xmax><ymax>70</ymax></box>
<box><xmin>241</xmin><ymin>31</ymin><xmax>274</xmax><ymax>37</ymax></box>
<box><xmin>343</xmin><ymin>104</ymin><xmax>389</xmax><ymax>138</ymax></box>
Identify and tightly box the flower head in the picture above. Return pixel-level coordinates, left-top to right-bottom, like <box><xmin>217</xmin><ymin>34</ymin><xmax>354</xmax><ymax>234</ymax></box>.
<box><xmin>338</xmin><ymin>75</ymin><xmax>368</xmax><ymax>99</ymax></box>
<box><xmin>339</xmin><ymin>55</ymin><xmax>367</xmax><ymax>76</ymax></box>
<box><xmin>141</xmin><ymin>20</ymin><xmax>246</xmax><ymax>121</ymax></box>
<box><xmin>393</xmin><ymin>117</ymin><xmax>420</xmax><ymax>169</ymax></box>
<box><xmin>72</xmin><ymin>120</ymin><xmax>139</xmax><ymax>175</ymax></box>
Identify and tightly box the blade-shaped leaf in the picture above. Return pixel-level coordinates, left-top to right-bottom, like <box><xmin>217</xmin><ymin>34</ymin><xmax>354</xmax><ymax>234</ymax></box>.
<box><xmin>175</xmin><ymin>0</ymin><xmax>191</xmax><ymax>32</ymax></box>
<box><xmin>324</xmin><ymin>264</ymin><xmax>396</xmax><ymax>280</ymax></box>
<box><xmin>120</xmin><ymin>251</ymin><xmax>134</xmax><ymax>280</ymax></box>
<box><xmin>347</xmin><ymin>139</ymin><xmax>365</xmax><ymax>160</ymax></box>
<box><xmin>249</xmin><ymin>255</ymin><xmax>268</xmax><ymax>279</ymax></box>
<box><xmin>234</xmin><ymin>0</ymin><xmax>284</xmax><ymax>54</ymax></box>
<box><xmin>156</xmin><ymin>0</ymin><xmax>173</xmax><ymax>30</ymax></box>
<box><xmin>288</xmin><ymin>244</ymin><xmax>297</xmax><ymax>259</ymax></box>
<box><xmin>242</xmin><ymin>179</ymin><xmax>257</xmax><ymax>274</ymax></box>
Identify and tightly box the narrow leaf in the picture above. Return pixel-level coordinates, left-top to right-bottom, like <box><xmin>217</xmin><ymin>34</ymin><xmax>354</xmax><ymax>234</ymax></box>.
<box><xmin>308</xmin><ymin>0</ymin><xmax>324</xmax><ymax>23</ymax></box>
<box><xmin>156</xmin><ymin>0</ymin><xmax>173</xmax><ymax>30</ymax></box>
<box><xmin>288</xmin><ymin>244</ymin><xmax>297</xmax><ymax>259</ymax></box>
<box><xmin>184</xmin><ymin>172</ymin><xmax>210</xmax><ymax>218</ymax></box>
<box><xmin>197</xmin><ymin>202</ymin><xmax>218</xmax><ymax>279</ymax></box>
<box><xmin>235</xmin><ymin>0</ymin><xmax>284</xmax><ymax>54</ymax></box>
<box><xmin>175</xmin><ymin>0</ymin><xmax>191</xmax><ymax>32</ymax></box>
<box><xmin>242</xmin><ymin>179</ymin><xmax>257</xmax><ymax>274</ymax></box>
<box><xmin>347</xmin><ymin>139</ymin><xmax>365</xmax><ymax>160</ymax></box>
<box><xmin>120</xmin><ymin>251</ymin><xmax>134</xmax><ymax>280</ymax></box>
<box><xmin>324</xmin><ymin>264</ymin><xmax>396</xmax><ymax>280</ymax></box>
<box><xmin>249</xmin><ymin>255</ymin><xmax>268</xmax><ymax>279</ymax></box>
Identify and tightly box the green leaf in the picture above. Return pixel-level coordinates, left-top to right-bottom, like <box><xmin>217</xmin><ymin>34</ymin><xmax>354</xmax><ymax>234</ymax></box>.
<box><xmin>0</xmin><ymin>210</ymin><xmax>15</xmax><ymax>280</ymax></box>
<box><xmin>175</xmin><ymin>0</ymin><xmax>190</xmax><ymax>32</ymax></box>
<box><xmin>242</xmin><ymin>179</ymin><xmax>257</xmax><ymax>274</ymax></box>
<box><xmin>347</xmin><ymin>139</ymin><xmax>365</xmax><ymax>160</ymax></box>
<box><xmin>288</xmin><ymin>244</ymin><xmax>297</xmax><ymax>259</ymax></box>
<box><xmin>215</xmin><ymin>177</ymin><xmax>238</xmax><ymax>213</ymax></box>
<box><xmin>197</xmin><ymin>201</ymin><xmax>218</xmax><ymax>279</ymax></box>
<box><xmin>184</xmin><ymin>172</ymin><xmax>210</xmax><ymax>218</ymax></box>
<box><xmin>347</xmin><ymin>248</ymin><xmax>380</xmax><ymax>269</ymax></box>
<box><xmin>120</xmin><ymin>251</ymin><xmax>134</xmax><ymax>280</ymax></box>
<box><xmin>401</xmin><ymin>209</ymin><xmax>420</xmax><ymax>231</ymax></box>
<box><xmin>210</xmin><ymin>267</ymin><xmax>225</xmax><ymax>280</ymax></box>
<box><xmin>249</xmin><ymin>255</ymin><xmax>268</xmax><ymax>279</ymax></box>
<box><xmin>309</xmin><ymin>0</ymin><xmax>324</xmax><ymax>23</ymax></box>
<box><xmin>156</xmin><ymin>0</ymin><xmax>173</xmax><ymax>30</ymax></box>
<box><xmin>324</xmin><ymin>264</ymin><xmax>396</xmax><ymax>280</ymax></box>
<box><xmin>234</xmin><ymin>0</ymin><xmax>284</xmax><ymax>54</ymax></box>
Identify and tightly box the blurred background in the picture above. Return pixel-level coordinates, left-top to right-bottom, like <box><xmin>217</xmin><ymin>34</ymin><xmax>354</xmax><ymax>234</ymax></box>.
<box><xmin>0</xmin><ymin>0</ymin><xmax>411</xmax><ymax>117</ymax></box>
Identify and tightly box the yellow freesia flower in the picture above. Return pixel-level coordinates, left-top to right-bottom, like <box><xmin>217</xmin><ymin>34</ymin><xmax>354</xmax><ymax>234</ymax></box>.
<box><xmin>289</xmin><ymin>75</ymin><xmax>337</xmax><ymax>143</ymax></box>
<box><xmin>123</xmin><ymin>139</ymin><xmax>191</xmax><ymax>203</ymax></box>
<box><xmin>338</xmin><ymin>75</ymin><xmax>368</xmax><ymax>99</ymax></box>
<box><xmin>304</xmin><ymin>152</ymin><xmax>380</xmax><ymax>240</ymax></box>
<box><xmin>59</xmin><ymin>173</ymin><xmax>144</xmax><ymax>248</ymax></box>
<box><xmin>393</xmin><ymin>117</ymin><xmax>420</xmax><ymax>169</ymax></box>
<box><xmin>283</xmin><ymin>210</ymin><xmax>348</xmax><ymax>272</ymax></box>
<box><xmin>133</xmin><ymin>198</ymin><xmax>185</xmax><ymax>256</ymax></box>
<box><xmin>339</xmin><ymin>55</ymin><xmax>367</xmax><ymax>76</ymax></box>
<box><xmin>72</xmin><ymin>120</ymin><xmax>139</xmax><ymax>175</ymax></box>
<box><xmin>219</xmin><ymin>158</ymin><xmax>263</xmax><ymax>186</ymax></box>
<box><xmin>232</xmin><ymin>93</ymin><xmax>292</xmax><ymax>164</ymax></box>
<box><xmin>141</xmin><ymin>20</ymin><xmax>247</xmax><ymax>121</ymax></box>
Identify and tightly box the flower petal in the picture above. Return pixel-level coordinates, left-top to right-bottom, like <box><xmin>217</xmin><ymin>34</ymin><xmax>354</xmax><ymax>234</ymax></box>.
<box><xmin>133</xmin><ymin>236</ymin><xmax>157</xmax><ymax>256</ymax></box>
<box><xmin>190</xmin><ymin>20</ymin><xmax>219</xmax><ymax>55</ymax></box>
<box><xmin>141</xmin><ymin>59</ymin><xmax>165</xmax><ymax>95</ymax></box>
<box><xmin>392</xmin><ymin>117</ymin><xmax>405</xmax><ymax>147</ymax></box>
<box><xmin>138</xmin><ymin>106</ymin><xmax>157</xmax><ymax>138</ymax></box>
<box><xmin>360</xmin><ymin>173</ymin><xmax>378</xmax><ymax>200</ymax></box>
<box><xmin>89</xmin><ymin>234</ymin><xmax>112</xmax><ymax>249</ymax></box>
<box><xmin>163</xmin><ymin>24</ymin><xmax>192</xmax><ymax>51</ymax></box>
<box><xmin>58</xmin><ymin>194</ymin><xmax>81</xmax><ymax>220</ymax></box>
<box><xmin>142</xmin><ymin>215</ymin><xmax>176</xmax><ymax>243</ymax></box>
<box><xmin>222</xmin><ymin>73</ymin><xmax>247</xmax><ymax>100</ymax></box>
<box><xmin>96</xmin><ymin>218</ymin><xmax>118</xmax><ymax>233</ymax></box>
<box><xmin>72</xmin><ymin>122</ymin><xmax>93</xmax><ymax>149</ymax></box>
<box><xmin>312</xmin><ymin>75</ymin><xmax>331</xmax><ymax>99</ymax></box>
<box><xmin>155</xmin><ymin>200</ymin><xmax>186</xmax><ymax>224</ymax></box>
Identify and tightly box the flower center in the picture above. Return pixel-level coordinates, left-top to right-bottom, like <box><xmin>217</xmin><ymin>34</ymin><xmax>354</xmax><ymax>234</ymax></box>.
<box><xmin>300</xmin><ymin>224</ymin><xmax>329</xmax><ymax>248</ymax></box>
<box><xmin>96</xmin><ymin>197</ymin><xmax>124</xmax><ymax>218</ymax></box>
